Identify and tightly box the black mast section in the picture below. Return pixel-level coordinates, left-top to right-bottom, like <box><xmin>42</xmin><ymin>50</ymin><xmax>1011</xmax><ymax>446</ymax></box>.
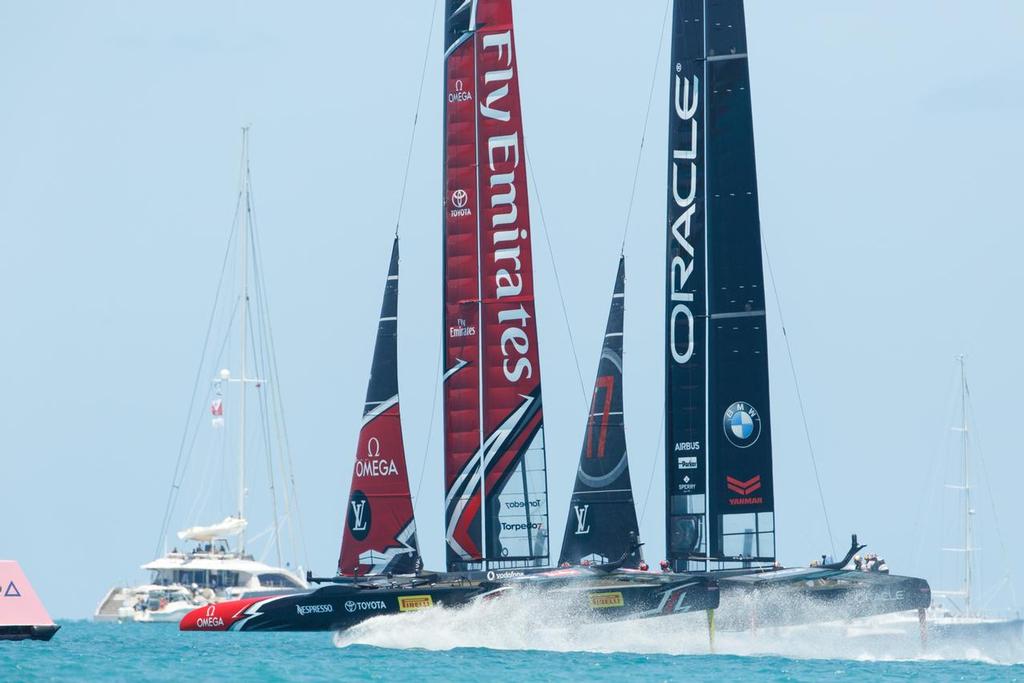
<box><xmin>665</xmin><ymin>0</ymin><xmax>775</xmax><ymax>570</ymax></box>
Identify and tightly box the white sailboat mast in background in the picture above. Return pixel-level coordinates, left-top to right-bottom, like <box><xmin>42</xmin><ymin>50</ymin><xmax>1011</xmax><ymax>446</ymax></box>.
<box><xmin>219</xmin><ymin>126</ymin><xmax>263</xmax><ymax>555</ymax></box>
<box><xmin>94</xmin><ymin>128</ymin><xmax>307</xmax><ymax>623</ymax></box>
<box><xmin>940</xmin><ymin>355</ymin><xmax>975</xmax><ymax>615</ymax></box>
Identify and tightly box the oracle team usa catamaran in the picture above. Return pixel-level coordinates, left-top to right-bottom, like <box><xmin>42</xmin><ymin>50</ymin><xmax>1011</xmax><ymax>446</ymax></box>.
<box><xmin>522</xmin><ymin>0</ymin><xmax>933</xmax><ymax>629</ymax></box>
<box><xmin>656</xmin><ymin>0</ymin><xmax>930</xmax><ymax>627</ymax></box>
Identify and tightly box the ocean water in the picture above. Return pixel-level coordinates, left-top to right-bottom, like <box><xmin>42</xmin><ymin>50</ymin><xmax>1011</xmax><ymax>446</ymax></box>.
<box><xmin>4</xmin><ymin>598</ymin><xmax>1023</xmax><ymax>683</ymax></box>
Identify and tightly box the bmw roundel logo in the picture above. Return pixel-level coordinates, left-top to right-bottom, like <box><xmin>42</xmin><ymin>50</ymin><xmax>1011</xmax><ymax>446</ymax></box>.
<box><xmin>723</xmin><ymin>402</ymin><xmax>761</xmax><ymax>448</ymax></box>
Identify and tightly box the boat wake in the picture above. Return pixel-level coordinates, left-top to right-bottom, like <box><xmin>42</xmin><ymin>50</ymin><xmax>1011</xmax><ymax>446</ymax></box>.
<box><xmin>333</xmin><ymin>589</ymin><xmax>1023</xmax><ymax>664</ymax></box>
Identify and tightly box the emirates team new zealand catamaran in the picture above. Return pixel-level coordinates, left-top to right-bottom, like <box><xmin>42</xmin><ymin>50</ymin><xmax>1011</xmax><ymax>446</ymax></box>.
<box><xmin>181</xmin><ymin>0</ymin><xmax>718</xmax><ymax>634</ymax></box>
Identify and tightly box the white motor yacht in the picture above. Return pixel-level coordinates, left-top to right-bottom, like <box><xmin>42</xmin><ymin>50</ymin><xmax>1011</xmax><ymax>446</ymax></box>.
<box><xmin>95</xmin><ymin>539</ymin><xmax>307</xmax><ymax>623</ymax></box>
<box><xmin>95</xmin><ymin>130</ymin><xmax>307</xmax><ymax>623</ymax></box>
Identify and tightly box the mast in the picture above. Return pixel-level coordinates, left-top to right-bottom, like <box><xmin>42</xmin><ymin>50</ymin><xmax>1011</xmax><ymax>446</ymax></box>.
<box><xmin>238</xmin><ymin>126</ymin><xmax>251</xmax><ymax>554</ymax></box>
<box><xmin>665</xmin><ymin>0</ymin><xmax>775</xmax><ymax>570</ymax></box>
<box><xmin>958</xmin><ymin>354</ymin><xmax>973</xmax><ymax>615</ymax></box>
<box><xmin>442</xmin><ymin>0</ymin><xmax>549</xmax><ymax>571</ymax></box>
<box><xmin>941</xmin><ymin>354</ymin><xmax>975</xmax><ymax>614</ymax></box>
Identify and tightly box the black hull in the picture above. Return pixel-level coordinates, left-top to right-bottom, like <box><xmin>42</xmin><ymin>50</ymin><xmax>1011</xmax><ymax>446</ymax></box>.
<box><xmin>715</xmin><ymin>570</ymin><xmax>931</xmax><ymax>630</ymax></box>
<box><xmin>181</xmin><ymin>569</ymin><xmax>720</xmax><ymax>633</ymax></box>
<box><xmin>479</xmin><ymin>569</ymin><xmax>720</xmax><ymax>622</ymax></box>
<box><xmin>182</xmin><ymin>582</ymin><xmax>481</xmax><ymax>632</ymax></box>
<box><xmin>0</xmin><ymin>624</ymin><xmax>60</xmax><ymax>641</ymax></box>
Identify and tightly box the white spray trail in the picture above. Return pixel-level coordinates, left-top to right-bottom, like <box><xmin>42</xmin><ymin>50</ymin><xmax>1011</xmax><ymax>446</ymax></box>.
<box><xmin>334</xmin><ymin>589</ymin><xmax>1024</xmax><ymax>664</ymax></box>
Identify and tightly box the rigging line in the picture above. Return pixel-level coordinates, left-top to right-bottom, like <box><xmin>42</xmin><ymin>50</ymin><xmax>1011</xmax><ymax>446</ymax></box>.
<box><xmin>760</xmin><ymin>230</ymin><xmax>836</xmax><ymax>559</ymax></box>
<box><xmin>414</xmin><ymin>341</ymin><xmax>443</xmax><ymax>507</ymax></box>
<box><xmin>964</xmin><ymin>377</ymin><xmax>1019</xmax><ymax>610</ymax></box>
<box><xmin>907</xmin><ymin>364</ymin><xmax>958</xmax><ymax>570</ymax></box>
<box><xmin>261</xmin><ymin>297</ymin><xmax>309</xmax><ymax>567</ymax></box>
<box><xmin>244</xmin><ymin>267</ymin><xmax>283</xmax><ymax>565</ymax></box>
<box><xmin>620</xmin><ymin>0</ymin><xmax>672</xmax><ymax>256</ymax></box>
<box><xmin>245</xmin><ymin>177</ymin><xmax>286</xmax><ymax>567</ymax></box>
<box><xmin>247</xmin><ymin>176</ymin><xmax>308</xmax><ymax>568</ymax></box>
<box><xmin>394</xmin><ymin>0</ymin><xmax>440</xmax><ymax>237</ymax></box>
<box><xmin>154</xmin><ymin>191</ymin><xmax>242</xmax><ymax>558</ymax></box>
<box><xmin>523</xmin><ymin>151</ymin><xmax>589</xmax><ymax>411</ymax></box>
<box><xmin>179</xmin><ymin>297</ymin><xmax>242</xmax><ymax>526</ymax></box>
<box><xmin>639</xmin><ymin>409</ymin><xmax>667</xmax><ymax>525</ymax></box>
<box><xmin>242</xmin><ymin>162</ymin><xmax>284</xmax><ymax>566</ymax></box>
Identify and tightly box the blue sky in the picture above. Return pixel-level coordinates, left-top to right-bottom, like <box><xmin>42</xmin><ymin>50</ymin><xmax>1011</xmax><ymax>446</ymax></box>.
<box><xmin>1</xmin><ymin>1</ymin><xmax>1022</xmax><ymax>619</ymax></box>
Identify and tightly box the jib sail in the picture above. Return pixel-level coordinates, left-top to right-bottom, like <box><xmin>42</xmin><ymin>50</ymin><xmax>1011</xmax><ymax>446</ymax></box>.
<box><xmin>442</xmin><ymin>0</ymin><xmax>549</xmax><ymax>571</ymax></box>
<box><xmin>665</xmin><ymin>0</ymin><xmax>775</xmax><ymax>570</ymax></box>
<box><xmin>558</xmin><ymin>258</ymin><xmax>642</xmax><ymax>568</ymax></box>
<box><xmin>338</xmin><ymin>239</ymin><xmax>420</xmax><ymax>576</ymax></box>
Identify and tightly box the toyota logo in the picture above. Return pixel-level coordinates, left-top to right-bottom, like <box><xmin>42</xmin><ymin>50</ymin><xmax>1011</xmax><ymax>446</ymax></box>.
<box><xmin>344</xmin><ymin>600</ymin><xmax>356</xmax><ymax>613</ymax></box>
<box><xmin>451</xmin><ymin>189</ymin><xmax>468</xmax><ymax>208</ymax></box>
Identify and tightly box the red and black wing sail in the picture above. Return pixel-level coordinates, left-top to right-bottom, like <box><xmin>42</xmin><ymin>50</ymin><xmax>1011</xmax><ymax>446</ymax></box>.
<box><xmin>558</xmin><ymin>258</ymin><xmax>642</xmax><ymax>567</ymax></box>
<box><xmin>664</xmin><ymin>0</ymin><xmax>775</xmax><ymax>569</ymax></box>
<box><xmin>338</xmin><ymin>239</ymin><xmax>420</xmax><ymax>576</ymax></box>
<box><xmin>442</xmin><ymin>0</ymin><xmax>549</xmax><ymax>571</ymax></box>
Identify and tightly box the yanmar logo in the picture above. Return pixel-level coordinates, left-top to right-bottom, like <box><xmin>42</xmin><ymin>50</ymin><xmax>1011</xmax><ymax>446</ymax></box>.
<box><xmin>726</xmin><ymin>475</ymin><xmax>761</xmax><ymax>496</ymax></box>
<box><xmin>398</xmin><ymin>595</ymin><xmax>433</xmax><ymax>612</ymax></box>
<box><xmin>726</xmin><ymin>475</ymin><xmax>763</xmax><ymax>505</ymax></box>
<box><xmin>589</xmin><ymin>591</ymin><xmax>624</xmax><ymax>609</ymax></box>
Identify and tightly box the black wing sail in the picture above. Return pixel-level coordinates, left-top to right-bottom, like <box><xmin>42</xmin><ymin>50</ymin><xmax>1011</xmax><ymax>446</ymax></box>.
<box><xmin>703</xmin><ymin>0</ymin><xmax>775</xmax><ymax>562</ymax></box>
<box><xmin>665</xmin><ymin>0</ymin><xmax>710</xmax><ymax>569</ymax></box>
<box><xmin>559</xmin><ymin>258</ymin><xmax>642</xmax><ymax>567</ymax></box>
<box><xmin>665</xmin><ymin>0</ymin><xmax>775</xmax><ymax>570</ymax></box>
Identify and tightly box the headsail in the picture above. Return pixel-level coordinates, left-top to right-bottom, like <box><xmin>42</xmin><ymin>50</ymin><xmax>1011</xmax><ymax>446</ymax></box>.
<box><xmin>442</xmin><ymin>0</ymin><xmax>549</xmax><ymax>571</ymax></box>
<box><xmin>665</xmin><ymin>0</ymin><xmax>775</xmax><ymax>569</ymax></box>
<box><xmin>338</xmin><ymin>239</ymin><xmax>420</xmax><ymax>576</ymax></box>
<box><xmin>559</xmin><ymin>258</ymin><xmax>642</xmax><ymax>568</ymax></box>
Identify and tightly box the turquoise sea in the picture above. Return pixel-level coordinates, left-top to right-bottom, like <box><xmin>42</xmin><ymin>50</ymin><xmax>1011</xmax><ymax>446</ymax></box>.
<box><xmin>3</xmin><ymin>618</ymin><xmax>1022</xmax><ymax>682</ymax></box>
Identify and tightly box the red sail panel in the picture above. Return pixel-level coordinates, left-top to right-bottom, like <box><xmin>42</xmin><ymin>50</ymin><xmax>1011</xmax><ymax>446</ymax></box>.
<box><xmin>474</xmin><ymin>0</ymin><xmax>549</xmax><ymax>565</ymax></box>
<box><xmin>442</xmin><ymin>11</ymin><xmax>485</xmax><ymax>568</ymax></box>
<box><xmin>338</xmin><ymin>240</ymin><xmax>420</xmax><ymax>576</ymax></box>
